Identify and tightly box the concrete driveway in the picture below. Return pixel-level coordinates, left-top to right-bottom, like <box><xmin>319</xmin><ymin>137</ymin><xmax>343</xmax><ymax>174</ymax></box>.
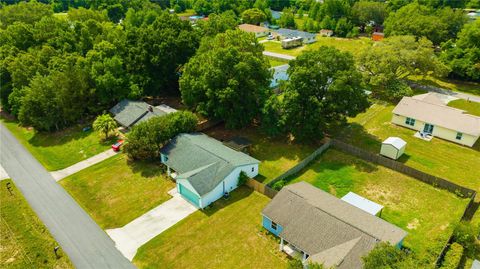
<box><xmin>106</xmin><ymin>188</ymin><xmax>197</xmax><ymax>261</ymax></box>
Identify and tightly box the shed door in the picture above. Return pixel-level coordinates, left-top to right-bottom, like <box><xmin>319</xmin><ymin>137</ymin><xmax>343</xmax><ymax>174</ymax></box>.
<box><xmin>179</xmin><ymin>184</ymin><xmax>200</xmax><ymax>207</ymax></box>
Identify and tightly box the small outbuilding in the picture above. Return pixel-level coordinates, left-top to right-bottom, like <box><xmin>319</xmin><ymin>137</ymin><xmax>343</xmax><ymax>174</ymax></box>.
<box><xmin>341</xmin><ymin>192</ymin><xmax>383</xmax><ymax>216</ymax></box>
<box><xmin>319</xmin><ymin>29</ymin><xmax>333</xmax><ymax>37</ymax></box>
<box><xmin>380</xmin><ymin>137</ymin><xmax>406</xmax><ymax>160</ymax></box>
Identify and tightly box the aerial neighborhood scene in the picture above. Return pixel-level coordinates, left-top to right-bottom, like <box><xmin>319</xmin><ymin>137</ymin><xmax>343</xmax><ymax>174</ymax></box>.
<box><xmin>1</xmin><ymin>0</ymin><xmax>480</xmax><ymax>268</ymax></box>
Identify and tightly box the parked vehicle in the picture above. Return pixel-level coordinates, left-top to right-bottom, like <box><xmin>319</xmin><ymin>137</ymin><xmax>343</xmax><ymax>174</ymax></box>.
<box><xmin>112</xmin><ymin>140</ymin><xmax>124</xmax><ymax>152</ymax></box>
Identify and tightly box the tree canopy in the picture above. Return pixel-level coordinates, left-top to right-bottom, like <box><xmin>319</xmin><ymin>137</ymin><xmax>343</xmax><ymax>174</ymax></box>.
<box><xmin>124</xmin><ymin>111</ymin><xmax>198</xmax><ymax>160</ymax></box>
<box><xmin>180</xmin><ymin>29</ymin><xmax>271</xmax><ymax>129</ymax></box>
<box><xmin>358</xmin><ymin>36</ymin><xmax>449</xmax><ymax>100</ymax></box>
<box><xmin>384</xmin><ymin>3</ymin><xmax>467</xmax><ymax>45</ymax></box>
<box><xmin>441</xmin><ymin>19</ymin><xmax>480</xmax><ymax>81</ymax></box>
<box><xmin>264</xmin><ymin>47</ymin><xmax>369</xmax><ymax>141</ymax></box>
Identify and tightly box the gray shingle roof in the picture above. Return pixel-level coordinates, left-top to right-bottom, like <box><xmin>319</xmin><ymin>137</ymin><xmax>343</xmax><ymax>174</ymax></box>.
<box><xmin>270</xmin><ymin>64</ymin><xmax>289</xmax><ymax>88</ymax></box>
<box><xmin>276</xmin><ymin>28</ymin><xmax>316</xmax><ymax>39</ymax></box>
<box><xmin>262</xmin><ymin>182</ymin><xmax>407</xmax><ymax>269</ymax></box>
<box><xmin>109</xmin><ymin>99</ymin><xmax>171</xmax><ymax>128</ymax></box>
<box><xmin>161</xmin><ymin>133</ymin><xmax>260</xmax><ymax>196</ymax></box>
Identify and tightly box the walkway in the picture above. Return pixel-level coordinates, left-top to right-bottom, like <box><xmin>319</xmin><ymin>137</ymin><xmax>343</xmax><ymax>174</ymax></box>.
<box><xmin>51</xmin><ymin>149</ymin><xmax>117</xmax><ymax>181</ymax></box>
<box><xmin>106</xmin><ymin>188</ymin><xmax>197</xmax><ymax>261</ymax></box>
<box><xmin>262</xmin><ymin>51</ymin><xmax>296</xmax><ymax>60</ymax></box>
<box><xmin>0</xmin><ymin>124</ymin><xmax>135</xmax><ymax>269</ymax></box>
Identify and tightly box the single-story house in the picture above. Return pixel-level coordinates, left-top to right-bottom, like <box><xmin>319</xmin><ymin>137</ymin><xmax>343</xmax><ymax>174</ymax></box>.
<box><xmin>238</xmin><ymin>23</ymin><xmax>270</xmax><ymax>38</ymax></box>
<box><xmin>380</xmin><ymin>137</ymin><xmax>406</xmax><ymax>160</ymax></box>
<box><xmin>109</xmin><ymin>99</ymin><xmax>177</xmax><ymax>128</ymax></box>
<box><xmin>262</xmin><ymin>182</ymin><xmax>407</xmax><ymax>268</ymax></box>
<box><xmin>472</xmin><ymin>259</ymin><xmax>480</xmax><ymax>269</ymax></box>
<box><xmin>270</xmin><ymin>9</ymin><xmax>282</xmax><ymax>20</ymax></box>
<box><xmin>160</xmin><ymin>133</ymin><xmax>260</xmax><ymax>208</ymax></box>
<box><xmin>270</xmin><ymin>64</ymin><xmax>289</xmax><ymax>88</ymax></box>
<box><xmin>392</xmin><ymin>94</ymin><xmax>480</xmax><ymax>147</ymax></box>
<box><xmin>275</xmin><ymin>28</ymin><xmax>317</xmax><ymax>44</ymax></box>
<box><xmin>319</xmin><ymin>29</ymin><xmax>333</xmax><ymax>37</ymax></box>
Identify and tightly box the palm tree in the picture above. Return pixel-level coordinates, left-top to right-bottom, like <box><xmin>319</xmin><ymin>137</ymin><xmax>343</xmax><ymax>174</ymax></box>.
<box><xmin>93</xmin><ymin>114</ymin><xmax>117</xmax><ymax>140</ymax></box>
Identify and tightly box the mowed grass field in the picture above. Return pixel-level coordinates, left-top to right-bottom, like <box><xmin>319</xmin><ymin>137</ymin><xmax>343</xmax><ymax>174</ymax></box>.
<box><xmin>335</xmin><ymin>102</ymin><xmax>480</xmax><ymax>193</ymax></box>
<box><xmin>133</xmin><ymin>187</ymin><xmax>289</xmax><ymax>269</ymax></box>
<box><xmin>60</xmin><ymin>154</ymin><xmax>175</xmax><ymax>229</ymax></box>
<box><xmin>0</xmin><ymin>118</ymin><xmax>116</xmax><ymax>171</ymax></box>
<box><xmin>205</xmin><ymin>126</ymin><xmax>315</xmax><ymax>184</ymax></box>
<box><xmin>268</xmin><ymin>57</ymin><xmax>289</xmax><ymax>67</ymax></box>
<box><xmin>288</xmin><ymin>149</ymin><xmax>468</xmax><ymax>263</ymax></box>
<box><xmin>1</xmin><ymin>179</ymin><xmax>73</xmax><ymax>268</ymax></box>
<box><xmin>447</xmin><ymin>99</ymin><xmax>480</xmax><ymax>116</ymax></box>
<box><xmin>262</xmin><ymin>36</ymin><xmax>373</xmax><ymax>57</ymax></box>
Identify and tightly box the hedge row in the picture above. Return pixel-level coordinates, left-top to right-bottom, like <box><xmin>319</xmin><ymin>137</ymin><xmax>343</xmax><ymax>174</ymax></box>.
<box><xmin>440</xmin><ymin>243</ymin><xmax>463</xmax><ymax>269</ymax></box>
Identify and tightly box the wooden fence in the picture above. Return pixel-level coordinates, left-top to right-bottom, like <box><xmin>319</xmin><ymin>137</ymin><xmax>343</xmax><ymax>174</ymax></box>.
<box><xmin>330</xmin><ymin>139</ymin><xmax>476</xmax><ymax>198</ymax></box>
<box><xmin>246</xmin><ymin>179</ymin><xmax>278</xmax><ymax>199</ymax></box>
<box><xmin>267</xmin><ymin>140</ymin><xmax>332</xmax><ymax>188</ymax></box>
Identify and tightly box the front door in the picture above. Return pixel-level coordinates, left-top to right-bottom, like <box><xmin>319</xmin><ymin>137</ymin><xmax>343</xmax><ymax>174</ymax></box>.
<box><xmin>423</xmin><ymin>123</ymin><xmax>434</xmax><ymax>134</ymax></box>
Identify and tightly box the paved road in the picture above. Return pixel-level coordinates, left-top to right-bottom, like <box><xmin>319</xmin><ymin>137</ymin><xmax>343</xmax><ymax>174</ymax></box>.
<box><xmin>262</xmin><ymin>51</ymin><xmax>295</xmax><ymax>60</ymax></box>
<box><xmin>0</xmin><ymin>124</ymin><xmax>135</xmax><ymax>269</ymax></box>
<box><xmin>51</xmin><ymin>149</ymin><xmax>117</xmax><ymax>181</ymax></box>
<box><xmin>407</xmin><ymin>82</ymin><xmax>480</xmax><ymax>103</ymax></box>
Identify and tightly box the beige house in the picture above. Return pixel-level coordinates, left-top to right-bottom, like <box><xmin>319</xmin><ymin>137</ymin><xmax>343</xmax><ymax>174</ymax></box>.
<box><xmin>238</xmin><ymin>24</ymin><xmax>270</xmax><ymax>38</ymax></box>
<box><xmin>392</xmin><ymin>94</ymin><xmax>480</xmax><ymax>147</ymax></box>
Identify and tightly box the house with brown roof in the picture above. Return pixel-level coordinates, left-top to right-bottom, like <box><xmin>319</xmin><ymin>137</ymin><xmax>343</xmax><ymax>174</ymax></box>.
<box><xmin>238</xmin><ymin>23</ymin><xmax>270</xmax><ymax>38</ymax></box>
<box><xmin>262</xmin><ymin>182</ymin><xmax>407</xmax><ymax>268</ymax></box>
<box><xmin>392</xmin><ymin>93</ymin><xmax>480</xmax><ymax>147</ymax></box>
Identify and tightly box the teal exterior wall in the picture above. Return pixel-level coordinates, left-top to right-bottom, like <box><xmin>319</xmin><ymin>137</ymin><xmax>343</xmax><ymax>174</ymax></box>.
<box><xmin>262</xmin><ymin>215</ymin><xmax>283</xmax><ymax>236</ymax></box>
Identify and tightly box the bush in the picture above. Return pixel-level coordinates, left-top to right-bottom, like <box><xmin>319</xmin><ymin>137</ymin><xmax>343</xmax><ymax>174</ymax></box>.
<box><xmin>452</xmin><ymin>221</ymin><xmax>480</xmax><ymax>258</ymax></box>
<box><xmin>287</xmin><ymin>258</ymin><xmax>303</xmax><ymax>269</ymax></box>
<box><xmin>124</xmin><ymin>111</ymin><xmax>198</xmax><ymax>160</ymax></box>
<box><xmin>440</xmin><ymin>243</ymin><xmax>463</xmax><ymax>269</ymax></box>
<box><xmin>272</xmin><ymin>179</ymin><xmax>286</xmax><ymax>190</ymax></box>
<box><xmin>237</xmin><ymin>171</ymin><xmax>248</xmax><ymax>187</ymax></box>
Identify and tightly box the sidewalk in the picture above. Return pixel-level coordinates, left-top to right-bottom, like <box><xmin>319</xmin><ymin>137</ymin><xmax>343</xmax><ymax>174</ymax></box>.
<box><xmin>106</xmin><ymin>188</ymin><xmax>197</xmax><ymax>261</ymax></box>
<box><xmin>51</xmin><ymin>149</ymin><xmax>117</xmax><ymax>181</ymax></box>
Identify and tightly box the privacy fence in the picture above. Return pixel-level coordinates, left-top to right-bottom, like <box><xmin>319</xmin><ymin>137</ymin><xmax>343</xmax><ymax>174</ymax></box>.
<box><xmin>246</xmin><ymin>137</ymin><xmax>477</xmax><ymax>268</ymax></box>
<box><xmin>330</xmin><ymin>139</ymin><xmax>476</xmax><ymax>199</ymax></box>
<box><xmin>266</xmin><ymin>140</ymin><xmax>332</xmax><ymax>188</ymax></box>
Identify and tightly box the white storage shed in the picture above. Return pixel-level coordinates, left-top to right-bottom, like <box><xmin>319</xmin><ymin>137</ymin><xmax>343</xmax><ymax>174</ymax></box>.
<box><xmin>380</xmin><ymin>137</ymin><xmax>406</xmax><ymax>160</ymax></box>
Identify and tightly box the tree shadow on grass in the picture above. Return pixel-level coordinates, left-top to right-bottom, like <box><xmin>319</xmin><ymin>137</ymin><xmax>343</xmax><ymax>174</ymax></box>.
<box><xmin>200</xmin><ymin>186</ymin><xmax>254</xmax><ymax>217</ymax></box>
<box><xmin>127</xmin><ymin>159</ymin><xmax>166</xmax><ymax>179</ymax></box>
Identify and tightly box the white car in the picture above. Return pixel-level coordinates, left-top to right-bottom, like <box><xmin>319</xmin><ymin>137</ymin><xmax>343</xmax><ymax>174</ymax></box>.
<box><xmin>267</xmin><ymin>34</ymin><xmax>275</xmax><ymax>40</ymax></box>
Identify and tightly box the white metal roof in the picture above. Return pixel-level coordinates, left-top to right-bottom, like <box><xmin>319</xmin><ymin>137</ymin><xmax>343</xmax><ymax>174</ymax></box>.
<box><xmin>382</xmin><ymin>137</ymin><xmax>406</xmax><ymax>150</ymax></box>
<box><xmin>341</xmin><ymin>192</ymin><xmax>383</xmax><ymax>216</ymax></box>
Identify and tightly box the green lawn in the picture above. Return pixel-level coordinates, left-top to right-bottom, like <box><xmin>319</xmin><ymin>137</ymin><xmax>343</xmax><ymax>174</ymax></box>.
<box><xmin>133</xmin><ymin>187</ymin><xmax>289</xmax><ymax>269</ymax></box>
<box><xmin>60</xmin><ymin>154</ymin><xmax>175</xmax><ymax>229</ymax></box>
<box><xmin>0</xmin><ymin>118</ymin><xmax>116</xmax><ymax>171</ymax></box>
<box><xmin>268</xmin><ymin>57</ymin><xmax>289</xmax><ymax>67</ymax></box>
<box><xmin>1</xmin><ymin>179</ymin><xmax>73</xmax><ymax>268</ymax></box>
<box><xmin>262</xmin><ymin>36</ymin><xmax>373</xmax><ymax>57</ymax></box>
<box><xmin>175</xmin><ymin>9</ymin><xmax>196</xmax><ymax>17</ymax></box>
<box><xmin>409</xmin><ymin>75</ymin><xmax>480</xmax><ymax>96</ymax></box>
<box><xmin>334</xmin><ymin>101</ymin><xmax>480</xmax><ymax>193</ymax></box>
<box><xmin>205</xmin><ymin>127</ymin><xmax>315</xmax><ymax>183</ymax></box>
<box><xmin>447</xmin><ymin>99</ymin><xmax>480</xmax><ymax>116</ymax></box>
<box><xmin>289</xmin><ymin>149</ymin><xmax>468</xmax><ymax>263</ymax></box>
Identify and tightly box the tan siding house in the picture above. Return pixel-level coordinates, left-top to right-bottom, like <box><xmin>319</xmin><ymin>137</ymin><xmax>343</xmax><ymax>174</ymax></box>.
<box><xmin>392</xmin><ymin>94</ymin><xmax>480</xmax><ymax>147</ymax></box>
<box><xmin>238</xmin><ymin>24</ymin><xmax>269</xmax><ymax>38</ymax></box>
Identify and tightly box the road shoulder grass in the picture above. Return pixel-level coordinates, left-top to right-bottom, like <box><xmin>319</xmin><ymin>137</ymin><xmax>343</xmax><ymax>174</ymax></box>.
<box><xmin>60</xmin><ymin>154</ymin><xmax>175</xmax><ymax>229</ymax></box>
<box><xmin>1</xmin><ymin>179</ymin><xmax>73</xmax><ymax>268</ymax></box>
<box><xmin>133</xmin><ymin>186</ymin><xmax>289</xmax><ymax>269</ymax></box>
<box><xmin>0</xmin><ymin>117</ymin><xmax>116</xmax><ymax>171</ymax></box>
<box><xmin>288</xmin><ymin>149</ymin><xmax>468</xmax><ymax>263</ymax></box>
